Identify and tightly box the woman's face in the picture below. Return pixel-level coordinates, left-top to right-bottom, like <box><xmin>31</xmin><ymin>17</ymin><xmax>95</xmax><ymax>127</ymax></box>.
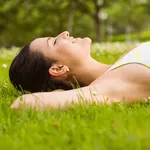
<box><xmin>30</xmin><ymin>31</ymin><xmax>92</xmax><ymax>67</ymax></box>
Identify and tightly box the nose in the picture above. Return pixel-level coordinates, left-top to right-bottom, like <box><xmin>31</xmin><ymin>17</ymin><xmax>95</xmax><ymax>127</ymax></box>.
<box><xmin>58</xmin><ymin>31</ymin><xmax>69</xmax><ymax>39</ymax></box>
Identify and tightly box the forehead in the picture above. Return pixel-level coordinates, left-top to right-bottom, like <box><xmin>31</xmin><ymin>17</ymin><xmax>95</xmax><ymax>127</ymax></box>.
<box><xmin>30</xmin><ymin>37</ymin><xmax>48</xmax><ymax>52</ymax></box>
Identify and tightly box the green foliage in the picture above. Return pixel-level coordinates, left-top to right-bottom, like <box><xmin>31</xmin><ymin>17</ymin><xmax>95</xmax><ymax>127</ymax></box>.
<box><xmin>0</xmin><ymin>0</ymin><xmax>150</xmax><ymax>47</ymax></box>
<box><xmin>111</xmin><ymin>30</ymin><xmax>150</xmax><ymax>42</ymax></box>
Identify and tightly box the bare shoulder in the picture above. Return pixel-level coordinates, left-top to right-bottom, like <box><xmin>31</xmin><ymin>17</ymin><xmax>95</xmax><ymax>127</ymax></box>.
<box><xmin>110</xmin><ymin>63</ymin><xmax>150</xmax><ymax>85</ymax></box>
<box><xmin>93</xmin><ymin>63</ymin><xmax>150</xmax><ymax>84</ymax></box>
<box><xmin>90</xmin><ymin>63</ymin><xmax>150</xmax><ymax>100</ymax></box>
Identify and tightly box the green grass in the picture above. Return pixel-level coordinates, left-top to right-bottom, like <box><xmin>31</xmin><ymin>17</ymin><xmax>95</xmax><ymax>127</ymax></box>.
<box><xmin>111</xmin><ymin>30</ymin><xmax>150</xmax><ymax>42</ymax></box>
<box><xmin>1</xmin><ymin>43</ymin><xmax>150</xmax><ymax>150</ymax></box>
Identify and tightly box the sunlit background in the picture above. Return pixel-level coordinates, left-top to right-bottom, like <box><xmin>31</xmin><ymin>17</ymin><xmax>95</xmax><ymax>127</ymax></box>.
<box><xmin>0</xmin><ymin>0</ymin><xmax>150</xmax><ymax>47</ymax></box>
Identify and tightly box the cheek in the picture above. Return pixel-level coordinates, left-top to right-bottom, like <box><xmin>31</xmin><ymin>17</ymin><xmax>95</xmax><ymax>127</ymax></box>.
<box><xmin>56</xmin><ymin>42</ymin><xmax>78</xmax><ymax>55</ymax></box>
<box><xmin>56</xmin><ymin>40</ymin><xmax>90</xmax><ymax>59</ymax></box>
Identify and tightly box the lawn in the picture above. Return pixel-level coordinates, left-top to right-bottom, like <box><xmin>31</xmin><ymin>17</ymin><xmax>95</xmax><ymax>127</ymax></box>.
<box><xmin>0</xmin><ymin>42</ymin><xmax>150</xmax><ymax>150</ymax></box>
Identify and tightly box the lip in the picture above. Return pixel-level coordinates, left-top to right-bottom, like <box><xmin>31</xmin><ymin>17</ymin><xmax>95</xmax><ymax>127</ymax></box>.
<box><xmin>70</xmin><ymin>37</ymin><xmax>76</xmax><ymax>43</ymax></box>
<box><xmin>70</xmin><ymin>37</ymin><xmax>91</xmax><ymax>43</ymax></box>
<box><xmin>72</xmin><ymin>38</ymin><xmax>76</xmax><ymax>43</ymax></box>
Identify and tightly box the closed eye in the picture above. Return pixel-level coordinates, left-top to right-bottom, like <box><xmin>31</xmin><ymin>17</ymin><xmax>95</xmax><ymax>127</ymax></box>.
<box><xmin>54</xmin><ymin>39</ymin><xmax>57</xmax><ymax>45</ymax></box>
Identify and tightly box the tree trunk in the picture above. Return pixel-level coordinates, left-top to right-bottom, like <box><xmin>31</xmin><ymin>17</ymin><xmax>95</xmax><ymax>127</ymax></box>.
<box><xmin>67</xmin><ymin>0</ymin><xmax>75</xmax><ymax>34</ymax></box>
<box><xmin>94</xmin><ymin>4</ymin><xmax>101</xmax><ymax>42</ymax></box>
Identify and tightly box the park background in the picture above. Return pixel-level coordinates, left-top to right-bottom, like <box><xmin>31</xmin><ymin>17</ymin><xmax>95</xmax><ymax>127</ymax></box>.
<box><xmin>0</xmin><ymin>0</ymin><xmax>150</xmax><ymax>47</ymax></box>
<box><xmin>0</xmin><ymin>0</ymin><xmax>150</xmax><ymax>149</ymax></box>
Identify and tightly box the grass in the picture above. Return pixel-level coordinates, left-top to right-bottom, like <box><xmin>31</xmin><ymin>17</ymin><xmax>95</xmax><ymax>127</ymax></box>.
<box><xmin>1</xmin><ymin>43</ymin><xmax>150</xmax><ymax>150</ymax></box>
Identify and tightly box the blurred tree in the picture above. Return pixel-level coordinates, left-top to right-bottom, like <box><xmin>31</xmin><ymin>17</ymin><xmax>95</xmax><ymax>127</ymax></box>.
<box><xmin>0</xmin><ymin>0</ymin><xmax>150</xmax><ymax>47</ymax></box>
<box><xmin>106</xmin><ymin>0</ymin><xmax>150</xmax><ymax>41</ymax></box>
<box><xmin>78</xmin><ymin>0</ymin><xmax>114</xmax><ymax>42</ymax></box>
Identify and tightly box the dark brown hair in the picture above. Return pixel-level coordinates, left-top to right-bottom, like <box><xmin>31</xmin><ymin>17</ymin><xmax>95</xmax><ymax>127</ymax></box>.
<box><xmin>9</xmin><ymin>44</ymin><xmax>72</xmax><ymax>92</ymax></box>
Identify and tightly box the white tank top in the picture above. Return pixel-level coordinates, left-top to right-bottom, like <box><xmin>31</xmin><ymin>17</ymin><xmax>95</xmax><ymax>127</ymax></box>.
<box><xmin>105</xmin><ymin>42</ymin><xmax>150</xmax><ymax>73</ymax></box>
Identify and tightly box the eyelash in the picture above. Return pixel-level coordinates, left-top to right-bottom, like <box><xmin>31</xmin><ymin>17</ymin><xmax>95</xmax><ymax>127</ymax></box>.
<box><xmin>54</xmin><ymin>39</ymin><xmax>57</xmax><ymax>45</ymax></box>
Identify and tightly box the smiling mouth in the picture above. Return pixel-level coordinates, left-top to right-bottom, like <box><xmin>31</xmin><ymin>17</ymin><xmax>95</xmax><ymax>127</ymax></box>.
<box><xmin>72</xmin><ymin>39</ymin><xmax>76</xmax><ymax>43</ymax></box>
<box><xmin>69</xmin><ymin>36</ymin><xmax>76</xmax><ymax>43</ymax></box>
<box><xmin>71</xmin><ymin>37</ymin><xmax>76</xmax><ymax>43</ymax></box>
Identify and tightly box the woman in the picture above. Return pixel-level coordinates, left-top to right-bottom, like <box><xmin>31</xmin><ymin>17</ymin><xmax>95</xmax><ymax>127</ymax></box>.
<box><xmin>9</xmin><ymin>31</ymin><xmax>110</xmax><ymax>92</ymax></box>
<box><xmin>10</xmin><ymin>31</ymin><xmax>150</xmax><ymax>110</ymax></box>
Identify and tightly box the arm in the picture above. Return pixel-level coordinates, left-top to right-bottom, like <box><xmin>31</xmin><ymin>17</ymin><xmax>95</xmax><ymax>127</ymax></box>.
<box><xmin>10</xmin><ymin>85</ymin><xmax>118</xmax><ymax>110</ymax></box>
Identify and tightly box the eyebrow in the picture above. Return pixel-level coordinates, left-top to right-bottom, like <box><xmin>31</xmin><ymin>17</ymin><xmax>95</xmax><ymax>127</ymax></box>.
<box><xmin>47</xmin><ymin>37</ymin><xmax>51</xmax><ymax>47</ymax></box>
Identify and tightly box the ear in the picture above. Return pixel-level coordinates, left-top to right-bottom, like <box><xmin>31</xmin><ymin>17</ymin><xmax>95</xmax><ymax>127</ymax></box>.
<box><xmin>48</xmin><ymin>64</ymin><xmax>69</xmax><ymax>77</ymax></box>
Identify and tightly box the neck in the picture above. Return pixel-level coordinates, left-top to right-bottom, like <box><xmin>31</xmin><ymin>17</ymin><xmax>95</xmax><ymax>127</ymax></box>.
<box><xmin>71</xmin><ymin>58</ymin><xmax>111</xmax><ymax>86</ymax></box>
